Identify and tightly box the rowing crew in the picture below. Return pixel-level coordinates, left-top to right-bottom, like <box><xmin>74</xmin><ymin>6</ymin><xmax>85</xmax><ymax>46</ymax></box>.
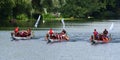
<box><xmin>45</xmin><ymin>28</ymin><xmax>69</xmax><ymax>43</ymax></box>
<box><xmin>11</xmin><ymin>27</ymin><xmax>32</xmax><ymax>37</ymax></box>
<box><xmin>90</xmin><ymin>29</ymin><xmax>111</xmax><ymax>44</ymax></box>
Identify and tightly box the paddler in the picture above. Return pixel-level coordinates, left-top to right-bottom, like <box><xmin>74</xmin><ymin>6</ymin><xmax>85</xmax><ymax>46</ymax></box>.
<box><xmin>14</xmin><ymin>27</ymin><xmax>19</xmax><ymax>36</ymax></box>
<box><xmin>47</xmin><ymin>28</ymin><xmax>55</xmax><ymax>39</ymax></box>
<box><xmin>93</xmin><ymin>29</ymin><xmax>98</xmax><ymax>40</ymax></box>
<box><xmin>103</xmin><ymin>29</ymin><xmax>108</xmax><ymax>37</ymax></box>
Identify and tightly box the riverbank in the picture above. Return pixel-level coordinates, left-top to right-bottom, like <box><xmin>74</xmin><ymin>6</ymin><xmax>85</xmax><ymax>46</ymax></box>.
<box><xmin>43</xmin><ymin>17</ymin><xmax>96</xmax><ymax>21</ymax></box>
<box><xmin>0</xmin><ymin>18</ymin><xmax>111</xmax><ymax>30</ymax></box>
<box><xmin>43</xmin><ymin>17</ymin><xmax>79</xmax><ymax>20</ymax></box>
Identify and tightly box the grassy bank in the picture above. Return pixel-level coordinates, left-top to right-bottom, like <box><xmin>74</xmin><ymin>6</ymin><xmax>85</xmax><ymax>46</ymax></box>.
<box><xmin>43</xmin><ymin>18</ymin><xmax>80</xmax><ymax>20</ymax></box>
<box><xmin>0</xmin><ymin>27</ymin><xmax>33</xmax><ymax>31</ymax></box>
<box><xmin>0</xmin><ymin>18</ymin><xmax>98</xmax><ymax>30</ymax></box>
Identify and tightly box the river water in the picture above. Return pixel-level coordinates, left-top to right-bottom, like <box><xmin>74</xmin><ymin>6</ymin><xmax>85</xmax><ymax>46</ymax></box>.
<box><xmin>0</xmin><ymin>20</ymin><xmax>120</xmax><ymax>60</ymax></box>
<box><xmin>0</xmin><ymin>19</ymin><xmax>120</xmax><ymax>43</ymax></box>
<box><xmin>35</xmin><ymin>20</ymin><xmax>120</xmax><ymax>43</ymax></box>
<box><xmin>64</xmin><ymin>20</ymin><xmax>120</xmax><ymax>43</ymax></box>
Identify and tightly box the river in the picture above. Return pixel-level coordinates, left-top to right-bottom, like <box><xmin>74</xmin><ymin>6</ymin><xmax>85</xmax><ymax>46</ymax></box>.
<box><xmin>35</xmin><ymin>19</ymin><xmax>120</xmax><ymax>43</ymax></box>
<box><xmin>0</xmin><ymin>20</ymin><xmax>120</xmax><ymax>60</ymax></box>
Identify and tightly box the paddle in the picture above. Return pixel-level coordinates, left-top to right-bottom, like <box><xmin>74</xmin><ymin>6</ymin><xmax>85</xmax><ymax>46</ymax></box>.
<box><xmin>61</xmin><ymin>18</ymin><xmax>70</xmax><ymax>40</ymax></box>
<box><xmin>34</xmin><ymin>15</ymin><xmax>41</xmax><ymax>28</ymax></box>
<box><xmin>61</xmin><ymin>18</ymin><xmax>65</xmax><ymax>29</ymax></box>
<box><xmin>32</xmin><ymin>15</ymin><xmax>41</xmax><ymax>39</ymax></box>
<box><xmin>108</xmin><ymin>23</ymin><xmax>114</xmax><ymax>32</ymax></box>
<box><xmin>108</xmin><ymin>23</ymin><xmax>114</xmax><ymax>40</ymax></box>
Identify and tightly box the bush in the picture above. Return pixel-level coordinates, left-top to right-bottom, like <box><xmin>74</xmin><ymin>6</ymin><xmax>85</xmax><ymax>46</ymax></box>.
<box><xmin>101</xmin><ymin>11</ymin><xmax>116</xmax><ymax>19</ymax></box>
<box><xmin>43</xmin><ymin>13</ymin><xmax>56</xmax><ymax>19</ymax></box>
<box><xmin>16</xmin><ymin>14</ymin><xmax>28</xmax><ymax>20</ymax></box>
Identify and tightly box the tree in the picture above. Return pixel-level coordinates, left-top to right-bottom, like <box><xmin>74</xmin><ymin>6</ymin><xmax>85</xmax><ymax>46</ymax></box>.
<box><xmin>62</xmin><ymin>0</ymin><xmax>101</xmax><ymax>18</ymax></box>
<box><xmin>13</xmin><ymin>0</ymin><xmax>32</xmax><ymax>19</ymax></box>
<box><xmin>59</xmin><ymin>0</ymin><xmax>116</xmax><ymax>18</ymax></box>
<box><xmin>0</xmin><ymin>0</ymin><xmax>15</xmax><ymax>20</ymax></box>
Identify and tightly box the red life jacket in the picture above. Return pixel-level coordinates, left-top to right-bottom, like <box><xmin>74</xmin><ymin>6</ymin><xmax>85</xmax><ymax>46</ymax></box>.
<box><xmin>14</xmin><ymin>27</ymin><xmax>19</xmax><ymax>33</ymax></box>
<box><xmin>49</xmin><ymin>30</ymin><xmax>53</xmax><ymax>34</ymax></box>
<box><xmin>48</xmin><ymin>29</ymin><xmax>54</xmax><ymax>38</ymax></box>
<box><xmin>48</xmin><ymin>29</ymin><xmax>54</xmax><ymax>36</ymax></box>
<box><xmin>93</xmin><ymin>31</ymin><xmax>98</xmax><ymax>36</ymax></box>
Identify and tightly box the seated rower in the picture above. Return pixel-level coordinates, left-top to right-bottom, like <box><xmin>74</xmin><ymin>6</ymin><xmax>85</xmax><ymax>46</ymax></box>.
<box><xmin>60</xmin><ymin>29</ymin><xmax>69</xmax><ymax>40</ymax></box>
<box><xmin>46</xmin><ymin>28</ymin><xmax>55</xmax><ymax>40</ymax></box>
<box><xmin>103</xmin><ymin>29</ymin><xmax>108</xmax><ymax>37</ymax></box>
<box><xmin>20</xmin><ymin>28</ymin><xmax>31</xmax><ymax>37</ymax></box>
<box><xmin>93</xmin><ymin>29</ymin><xmax>98</xmax><ymax>40</ymax></box>
<box><xmin>56</xmin><ymin>29</ymin><xmax>66</xmax><ymax>41</ymax></box>
<box><xmin>26</xmin><ymin>28</ymin><xmax>31</xmax><ymax>36</ymax></box>
<box><xmin>14</xmin><ymin>27</ymin><xmax>32</xmax><ymax>37</ymax></box>
<box><xmin>14</xmin><ymin>27</ymin><xmax>20</xmax><ymax>36</ymax></box>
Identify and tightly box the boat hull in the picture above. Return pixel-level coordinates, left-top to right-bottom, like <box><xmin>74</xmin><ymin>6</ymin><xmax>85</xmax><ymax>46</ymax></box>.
<box><xmin>90</xmin><ymin>34</ymin><xmax>112</xmax><ymax>44</ymax></box>
<box><xmin>46</xmin><ymin>33</ymin><xmax>69</xmax><ymax>43</ymax></box>
<box><xmin>11</xmin><ymin>32</ymin><xmax>34</xmax><ymax>40</ymax></box>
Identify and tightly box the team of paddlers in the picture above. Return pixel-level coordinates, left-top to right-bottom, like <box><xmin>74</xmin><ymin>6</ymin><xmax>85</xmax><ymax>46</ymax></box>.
<box><xmin>90</xmin><ymin>29</ymin><xmax>111</xmax><ymax>44</ymax></box>
<box><xmin>45</xmin><ymin>28</ymin><xmax>69</xmax><ymax>43</ymax></box>
<box><xmin>11</xmin><ymin>27</ymin><xmax>111</xmax><ymax>44</ymax></box>
<box><xmin>11</xmin><ymin>27</ymin><xmax>31</xmax><ymax>37</ymax></box>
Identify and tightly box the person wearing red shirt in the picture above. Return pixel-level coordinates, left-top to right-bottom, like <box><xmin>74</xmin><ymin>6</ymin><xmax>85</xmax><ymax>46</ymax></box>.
<box><xmin>14</xmin><ymin>27</ymin><xmax>19</xmax><ymax>36</ymax></box>
<box><xmin>93</xmin><ymin>29</ymin><xmax>98</xmax><ymax>40</ymax></box>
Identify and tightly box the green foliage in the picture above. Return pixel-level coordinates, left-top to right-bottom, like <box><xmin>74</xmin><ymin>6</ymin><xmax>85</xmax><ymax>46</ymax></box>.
<box><xmin>41</xmin><ymin>0</ymin><xmax>53</xmax><ymax>8</ymax></box>
<box><xmin>16</xmin><ymin>14</ymin><xmax>28</xmax><ymax>20</ymax></box>
<box><xmin>60</xmin><ymin>0</ymin><xmax>110</xmax><ymax>18</ymax></box>
<box><xmin>43</xmin><ymin>13</ymin><xmax>56</xmax><ymax>19</ymax></box>
<box><xmin>13</xmin><ymin>0</ymin><xmax>32</xmax><ymax>18</ymax></box>
<box><xmin>0</xmin><ymin>0</ymin><xmax>15</xmax><ymax>19</ymax></box>
<box><xmin>0</xmin><ymin>0</ymin><xmax>120</xmax><ymax>24</ymax></box>
<box><xmin>0</xmin><ymin>0</ymin><xmax>32</xmax><ymax>20</ymax></box>
<box><xmin>31</xmin><ymin>0</ymin><xmax>42</xmax><ymax>12</ymax></box>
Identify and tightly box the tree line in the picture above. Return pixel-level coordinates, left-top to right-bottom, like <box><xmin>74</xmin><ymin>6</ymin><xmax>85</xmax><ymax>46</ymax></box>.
<box><xmin>0</xmin><ymin>0</ymin><xmax>120</xmax><ymax>21</ymax></box>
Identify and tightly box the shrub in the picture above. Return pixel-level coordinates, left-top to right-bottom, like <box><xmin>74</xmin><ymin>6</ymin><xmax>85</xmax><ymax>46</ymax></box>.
<box><xmin>16</xmin><ymin>14</ymin><xmax>28</xmax><ymax>20</ymax></box>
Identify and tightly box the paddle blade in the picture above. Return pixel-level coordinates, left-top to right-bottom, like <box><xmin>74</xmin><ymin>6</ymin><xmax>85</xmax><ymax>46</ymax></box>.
<box><xmin>109</xmin><ymin>23</ymin><xmax>114</xmax><ymax>31</ymax></box>
<box><xmin>61</xmin><ymin>18</ymin><xmax>65</xmax><ymax>29</ymax></box>
<box><xmin>34</xmin><ymin>15</ymin><xmax>41</xmax><ymax>28</ymax></box>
